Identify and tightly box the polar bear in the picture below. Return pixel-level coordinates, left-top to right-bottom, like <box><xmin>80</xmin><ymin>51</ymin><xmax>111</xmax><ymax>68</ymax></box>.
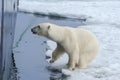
<box><xmin>31</xmin><ymin>23</ymin><xmax>99</xmax><ymax>70</ymax></box>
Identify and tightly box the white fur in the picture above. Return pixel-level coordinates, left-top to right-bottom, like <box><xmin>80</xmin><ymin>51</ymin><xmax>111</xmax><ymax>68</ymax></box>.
<box><xmin>32</xmin><ymin>23</ymin><xmax>99</xmax><ymax>70</ymax></box>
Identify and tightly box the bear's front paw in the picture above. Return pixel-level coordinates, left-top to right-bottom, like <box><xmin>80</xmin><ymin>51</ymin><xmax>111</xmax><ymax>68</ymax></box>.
<box><xmin>68</xmin><ymin>67</ymin><xmax>75</xmax><ymax>71</ymax></box>
<box><xmin>67</xmin><ymin>66</ymin><xmax>75</xmax><ymax>71</ymax></box>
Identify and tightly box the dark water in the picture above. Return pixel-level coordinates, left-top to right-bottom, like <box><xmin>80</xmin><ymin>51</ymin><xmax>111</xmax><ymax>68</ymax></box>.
<box><xmin>13</xmin><ymin>12</ymin><xmax>85</xmax><ymax>80</ymax></box>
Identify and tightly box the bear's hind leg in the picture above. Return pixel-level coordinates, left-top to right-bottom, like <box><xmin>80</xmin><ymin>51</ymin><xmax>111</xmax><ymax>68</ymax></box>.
<box><xmin>77</xmin><ymin>51</ymin><xmax>97</xmax><ymax>69</ymax></box>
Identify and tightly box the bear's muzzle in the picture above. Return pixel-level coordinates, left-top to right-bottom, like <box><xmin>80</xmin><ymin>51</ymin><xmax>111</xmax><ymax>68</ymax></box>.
<box><xmin>31</xmin><ymin>28</ymin><xmax>37</xmax><ymax>34</ymax></box>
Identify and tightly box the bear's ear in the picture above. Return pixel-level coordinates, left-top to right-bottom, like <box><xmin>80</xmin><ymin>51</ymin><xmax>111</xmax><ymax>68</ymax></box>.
<box><xmin>48</xmin><ymin>25</ymin><xmax>50</xmax><ymax>29</ymax></box>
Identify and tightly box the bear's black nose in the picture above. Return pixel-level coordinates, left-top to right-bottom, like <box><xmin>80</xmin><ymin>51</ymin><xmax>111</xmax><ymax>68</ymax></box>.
<box><xmin>31</xmin><ymin>28</ymin><xmax>37</xmax><ymax>34</ymax></box>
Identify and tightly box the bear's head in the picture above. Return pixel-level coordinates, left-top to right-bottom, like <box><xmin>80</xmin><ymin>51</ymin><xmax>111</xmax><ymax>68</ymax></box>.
<box><xmin>31</xmin><ymin>23</ymin><xmax>51</xmax><ymax>36</ymax></box>
<box><xmin>31</xmin><ymin>23</ymin><xmax>63</xmax><ymax>42</ymax></box>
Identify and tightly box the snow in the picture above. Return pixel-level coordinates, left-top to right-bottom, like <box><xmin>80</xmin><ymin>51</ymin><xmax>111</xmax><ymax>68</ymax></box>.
<box><xmin>19</xmin><ymin>1</ymin><xmax>120</xmax><ymax>25</ymax></box>
<box><xmin>46</xmin><ymin>24</ymin><xmax>120</xmax><ymax>80</ymax></box>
